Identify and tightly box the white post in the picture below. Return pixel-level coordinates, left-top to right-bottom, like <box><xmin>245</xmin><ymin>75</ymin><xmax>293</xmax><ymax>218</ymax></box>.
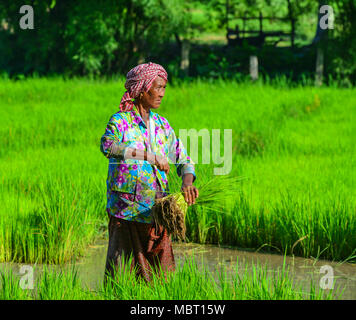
<box><xmin>315</xmin><ymin>46</ymin><xmax>324</xmax><ymax>87</ymax></box>
<box><xmin>180</xmin><ymin>39</ymin><xmax>190</xmax><ymax>76</ymax></box>
<box><xmin>249</xmin><ymin>55</ymin><xmax>258</xmax><ymax>81</ymax></box>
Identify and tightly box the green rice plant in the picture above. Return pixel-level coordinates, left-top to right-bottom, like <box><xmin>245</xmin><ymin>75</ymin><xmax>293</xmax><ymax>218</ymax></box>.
<box><xmin>0</xmin><ymin>253</ymin><xmax>342</xmax><ymax>300</ymax></box>
<box><xmin>0</xmin><ymin>166</ymin><xmax>105</xmax><ymax>264</ymax></box>
<box><xmin>36</xmin><ymin>265</ymin><xmax>93</xmax><ymax>300</ymax></box>
<box><xmin>153</xmin><ymin>176</ymin><xmax>244</xmax><ymax>240</ymax></box>
<box><xmin>0</xmin><ymin>269</ymin><xmax>32</xmax><ymax>300</ymax></box>
<box><xmin>101</xmin><ymin>252</ymin><xmax>340</xmax><ymax>300</ymax></box>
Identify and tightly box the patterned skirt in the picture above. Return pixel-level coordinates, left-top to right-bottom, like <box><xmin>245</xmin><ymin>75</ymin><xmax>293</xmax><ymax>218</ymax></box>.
<box><xmin>104</xmin><ymin>182</ymin><xmax>175</xmax><ymax>283</ymax></box>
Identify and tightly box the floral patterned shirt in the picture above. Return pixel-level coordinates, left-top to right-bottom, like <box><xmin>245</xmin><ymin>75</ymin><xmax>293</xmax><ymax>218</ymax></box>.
<box><xmin>100</xmin><ymin>105</ymin><xmax>195</xmax><ymax>223</ymax></box>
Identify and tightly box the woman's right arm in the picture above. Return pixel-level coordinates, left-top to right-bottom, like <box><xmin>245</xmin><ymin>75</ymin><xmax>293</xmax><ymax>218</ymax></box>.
<box><xmin>100</xmin><ymin>116</ymin><xmax>168</xmax><ymax>172</ymax></box>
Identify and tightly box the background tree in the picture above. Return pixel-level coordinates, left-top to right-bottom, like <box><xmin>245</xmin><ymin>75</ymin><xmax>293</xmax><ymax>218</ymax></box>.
<box><xmin>0</xmin><ymin>0</ymin><xmax>355</xmax><ymax>83</ymax></box>
<box><xmin>0</xmin><ymin>0</ymin><xmax>186</xmax><ymax>76</ymax></box>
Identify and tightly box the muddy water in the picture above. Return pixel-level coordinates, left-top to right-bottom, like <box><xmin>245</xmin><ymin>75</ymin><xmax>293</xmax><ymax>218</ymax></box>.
<box><xmin>1</xmin><ymin>239</ymin><xmax>355</xmax><ymax>299</ymax></box>
<box><xmin>67</xmin><ymin>239</ymin><xmax>356</xmax><ymax>299</ymax></box>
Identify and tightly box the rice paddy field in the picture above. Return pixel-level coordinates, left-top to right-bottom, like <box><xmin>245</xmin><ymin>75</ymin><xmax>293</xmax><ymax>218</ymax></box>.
<box><xmin>0</xmin><ymin>254</ymin><xmax>339</xmax><ymax>300</ymax></box>
<box><xmin>0</xmin><ymin>77</ymin><xmax>355</xmax><ymax>299</ymax></box>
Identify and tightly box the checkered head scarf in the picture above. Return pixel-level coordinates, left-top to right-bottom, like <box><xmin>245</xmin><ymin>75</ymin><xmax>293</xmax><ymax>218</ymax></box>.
<box><xmin>119</xmin><ymin>62</ymin><xmax>168</xmax><ymax>112</ymax></box>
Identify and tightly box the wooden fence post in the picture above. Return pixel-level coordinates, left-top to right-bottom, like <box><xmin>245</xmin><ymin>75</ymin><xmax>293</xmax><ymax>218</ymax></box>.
<box><xmin>180</xmin><ymin>39</ymin><xmax>190</xmax><ymax>77</ymax></box>
<box><xmin>315</xmin><ymin>45</ymin><xmax>324</xmax><ymax>86</ymax></box>
<box><xmin>250</xmin><ymin>55</ymin><xmax>258</xmax><ymax>81</ymax></box>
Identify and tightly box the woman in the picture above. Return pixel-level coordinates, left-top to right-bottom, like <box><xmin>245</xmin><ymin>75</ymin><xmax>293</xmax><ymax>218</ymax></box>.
<box><xmin>100</xmin><ymin>62</ymin><xmax>199</xmax><ymax>283</ymax></box>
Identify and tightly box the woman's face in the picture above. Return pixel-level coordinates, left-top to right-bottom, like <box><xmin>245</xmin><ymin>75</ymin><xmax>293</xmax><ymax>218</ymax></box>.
<box><xmin>141</xmin><ymin>76</ymin><xmax>167</xmax><ymax>109</ymax></box>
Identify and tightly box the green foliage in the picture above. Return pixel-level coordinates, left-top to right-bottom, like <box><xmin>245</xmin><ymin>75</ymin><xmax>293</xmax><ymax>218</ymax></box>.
<box><xmin>326</xmin><ymin>0</ymin><xmax>356</xmax><ymax>86</ymax></box>
<box><xmin>0</xmin><ymin>0</ymin><xmax>186</xmax><ymax>76</ymax></box>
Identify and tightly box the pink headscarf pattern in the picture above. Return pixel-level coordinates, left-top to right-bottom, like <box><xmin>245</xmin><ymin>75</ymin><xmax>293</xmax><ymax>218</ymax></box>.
<box><xmin>119</xmin><ymin>62</ymin><xmax>168</xmax><ymax>112</ymax></box>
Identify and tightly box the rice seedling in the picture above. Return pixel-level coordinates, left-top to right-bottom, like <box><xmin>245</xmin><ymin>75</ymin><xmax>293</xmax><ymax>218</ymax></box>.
<box><xmin>153</xmin><ymin>176</ymin><xmax>245</xmax><ymax>240</ymax></box>
<box><xmin>153</xmin><ymin>192</ymin><xmax>188</xmax><ymax>240</ymax></box>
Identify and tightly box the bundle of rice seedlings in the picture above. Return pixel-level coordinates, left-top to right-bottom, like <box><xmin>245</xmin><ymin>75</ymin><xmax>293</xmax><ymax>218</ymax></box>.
<box><xmin>152</xmin><ymin>192</ymin><xmax>188</xmax><ymax>241</ymax></box>
<box><xmin>152</xmin><ymin>175</ymin><xmax>245</xmax><ymax>240</ymax></box>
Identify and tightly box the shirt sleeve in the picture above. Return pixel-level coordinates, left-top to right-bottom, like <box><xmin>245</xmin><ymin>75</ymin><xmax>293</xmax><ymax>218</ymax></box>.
<box><xmin>166</xmin><ymin>123</ymin><xmax>196</xmax><ymax>182</ymax></box>
<box><xmin>100</xmin><ymin>115</ymin><xmax>130</xmax><ymax>160</ymax></box>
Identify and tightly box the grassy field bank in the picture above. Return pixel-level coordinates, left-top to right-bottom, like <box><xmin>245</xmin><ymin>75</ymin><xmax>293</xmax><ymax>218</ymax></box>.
<box><xmin>0</xmin><ymin>78</ymin><xmax>355</xmax><ymax>263</ymax></box>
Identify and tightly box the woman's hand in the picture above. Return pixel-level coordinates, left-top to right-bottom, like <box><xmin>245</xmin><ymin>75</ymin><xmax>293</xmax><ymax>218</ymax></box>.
<box><xmin>181</xmin><ymin>173</ymin><xmax>199</xmax><ymax>205</ymax></box>
<box><xmin>154</xmin><ymin>154</ymin><xmax>170</xmax><ymax>174</ymax></box>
